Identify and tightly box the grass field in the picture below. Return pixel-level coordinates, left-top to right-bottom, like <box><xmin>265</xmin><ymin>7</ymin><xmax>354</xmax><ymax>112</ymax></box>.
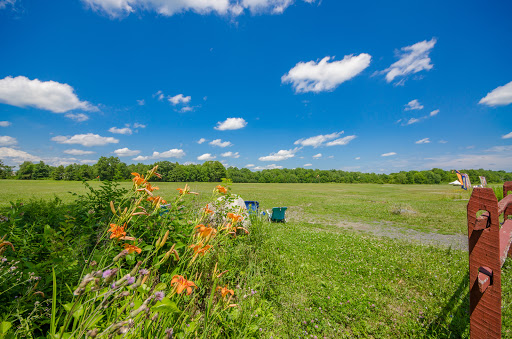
<box><xmin>1</xmin><ymin>179</ymin><xmax>511</xmax><ymax>337</ymax></box>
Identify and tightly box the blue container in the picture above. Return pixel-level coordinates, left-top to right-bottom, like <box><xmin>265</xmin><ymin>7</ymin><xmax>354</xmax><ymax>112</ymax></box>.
<box><xmin>244</xmin><ymin>201</ymin><xmax>259</xmax><ymax>215</ymax></box>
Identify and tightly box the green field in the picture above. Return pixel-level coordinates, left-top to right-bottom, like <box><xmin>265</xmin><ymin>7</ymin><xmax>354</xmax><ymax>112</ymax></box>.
<box><xmin>1</xmin><ymin>180</ymin><xmax>510</xmax><ymax>337</ymax></box>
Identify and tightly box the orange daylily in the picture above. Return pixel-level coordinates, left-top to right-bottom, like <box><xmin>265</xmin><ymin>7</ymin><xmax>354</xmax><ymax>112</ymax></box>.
<box><xmin>108</xmin><ymin>223</ymin><xmax>127</xmax><ymax>239</ymax></box>
<box><xmin>226</xmin><ymin>213</ymin><xmax>243</xmax><ymax>223</ymax></box>
<box><xmin>189</xmin><ymin>242</ymin><xmax>212</xmax><ymax>256</ymax></box>
<box><xmin>216</xmin><ymin>185</ymin><xmax>228</xmax><ymax>194</ymax></box>
<box><xmin>195</xmin><ymin>224</ymin><xmax>217</xmax><ymax>239</ymax></box>
<box><xmin>131</xmin><ymin>172</ymin><xmax>146</xmax><ymax>186</ymax></box>
<box><xmin>123</xmin><ymin>243</ymin><xmax>142</xmax><ymax>254</ymax></box>
<box><xmin>204</xmin><ymin>205</ymin><xmax>214</xmax><ymax>214</ymax></box>
<box><xmin>170</xmin><ymin>275</ymin><xmax>196</xmax><ymax>295</ymax></box>
<box><xmin>217</xmin><ymin>285</ymin><xmax>234</xmax><ymax>298</ymax></box>
<box><xmin>147</xmin><ymin>196</ymin><xmax>167</xmax><ymax>205</ymax></box>
<box><xmin>145</xmin><ymin>183</ymin><xmax>159</xmax><ymax>192</ymax></box>
<box><xmin>177</xmin><ymin>184</ymin><xmax>199</xmax><ymax>195</ymax></box>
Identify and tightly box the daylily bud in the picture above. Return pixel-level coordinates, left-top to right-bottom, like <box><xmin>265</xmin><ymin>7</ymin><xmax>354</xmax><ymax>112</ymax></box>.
<box><xmin>110</xmin><ymin>201</ymin><xmax>117</xmax><ymax>215</ymax></box>
<box><xmin>159</xmin><ymin>230</ymin><xmax>169</xmax><ymax>249</ymax></box>
<box><xmin>113</xmin><ymin>250</ymin><xmax>129</xmax><ymax>262</ymax></box>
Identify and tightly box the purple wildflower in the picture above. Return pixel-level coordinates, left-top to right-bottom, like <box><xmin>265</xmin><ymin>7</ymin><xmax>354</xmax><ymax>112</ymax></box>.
<box><xmin>102</xmin><ymin>269</ymin><xmax>113</xmax><ymax>279</ymax></box>
<box><xmin>111</xmin><ymin>283</ymin><xmax>116</xmax><ymax>289</ymax></box>
<box><xmin>154</xmin><ymin>291</ymin><xmax>165</xmax><ymax>301</ymax></box>
<box><xmin>139</xmin><ymin>268</ymin><xmax>150</xmax><ymax>276</ymax></box>
<box><xmin>165</xmin><ymin>328</ymin><xmax>174</xmax><ymax>339</ymax></box>
<box><xmin>1</xmin><ymin>258</ymin><xmax>7</xmax><ymax>262</ymax></box>
<box><xmin>126</xmin><ymin>276</ymin><xmax>135</xmax><ymax>285</ymax></box>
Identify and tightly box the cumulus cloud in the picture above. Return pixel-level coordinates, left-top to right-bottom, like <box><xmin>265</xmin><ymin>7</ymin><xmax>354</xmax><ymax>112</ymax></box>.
<box><xmin>210</xmin><ymin>139</ymin><xmax>232</xmax><ymax>147</ymax></box>
<box><xmin>381</xmin><ymin>152</ymin><xmax>397</xmax><ymax>157</ymax></box>
<box><xmin>197</xmin><ymin>153</ymin><xmax>216</xmax><ymax>161</ymax></box>
<box><xmin>51</xmin><ymin>133</ymin><xmax>119</xmax><ymax>147</ymax></box>
<box><xmin>0</xmin><ymin>76</ymin><xmax>96</xmax><ymax>113</ymax></box>
<box><xmin>214</xmin><ymin>118</ymin><xmax>247</xmax><ymax>131</ymax></box>
<box><xmin>259</xmin><ymin>148</ymin><xmax>298</xmax><ymax>161</ymax></box>
<box><xmin>295</xmin><ymin>131</ymin><xmax>343</xmax><ymax>147</ymax></box>
<box><xmin>282</xmin><ymin>54</ymin><xmax>371</xmax><ymax>93</ymax></box>
<box><xmin>168</xmin><ymin>94</ymin><xmax>191</xmax><ymax>105</ymax></box>
<box><xmin>381</xmin><ymin>38</ymin><xmax>436</xmax><ymax>84</ymax></box>
<box><xmin>154</xmin><ymin>90</ymin><xmax>165</xmax><ymax>101</ymax></box>
<box><xmin>82</xmin><ymin>0</ymin><xmax>315</xmax><ymax>18</ymax></box>
<box><xmin>415</xmin><ymin>138</ymin><xmax>430</xmax><ymax>144</ymax></box>
<box><xmin>0</xmin><ymin>136</ymin><xmax>17</xmax><ymax>146</ymax></box>
<box><xmin>197</xmin><ymin>138</ymin><xmax>207</xmax><ymax>144</ymax></box>
<box><xmin>65</xmin><ymin>113</ymin><xmax>89</xmax><ymax>122</ymax></box>
<box><xmin>479</xmin><ymin>81</ymin><xmax>512</xmax><ymax>107</ymax></box>
<box><xmin>404</xmin><ymin>99</ymin><xmax>423</xmax><ymax>111</ymax></box>
<box><xmin>429</xmin><ymin>109</ymin><xmax>439</xmax><ymax>116</ymax></box>
<box><xmin>245</xmin><ymin>164</ymin><xmax>255</xmax><ymax>168</ymax></box>
<box><xmin>0</xmin><ymin>121</ymin><xmax>11</xmax><ymax>127</ymax></box>
<box><xmin>325</xmin><ymin>135</ymin><xmax>357</xmax><ymax>146</ymax></box>
<box><xmin>355</xmin><ymin>157</ymin><xmax>360</xmax><ymax>160</ymax></box>
<box><xmin>303</xmin><ymin>163</ymin><xmax>312</xmax><ymax>167</ymax></box>
<box><xmin>312</xmin><ymin>153</ymin><xmax>322</xmax><ymax>158</ymax></box>
<box><xmin>221</xmin><ymin>151</ymin><xmax>240</xmax><ymax>158</ymax></box>
<box><xmin>114</xmin><ymin>147</ymin><xmax>140</xmax><ymax>157</ymax></box>
<box><xmin>63</xmin><ymin>149</ymin><xmax>95</xmax><ymax>155</ymax></box>
<box><xmin>406</xmin><ymin>118</ymin><xmax>420</xmax><ymax>125</ymax></box>
<box><xmin>253</xmin><ymin>164</ymin><xmax>283</xmax><ymax>170</ymax></box>
<box><xmin>502</xmin><ymin>132</ymin><xmax>512</xmax><ymax>139</ymax></box>
<box><xmin>133</xmin><ymin>123</ymin><xmax>146</xmax><ymax>128</ymax></box>
<box><xmin>0</xmin><ymin>147</ymin><xmax>39</xmax><ymax>163</ymax></box>
<box><xmin>109</xmin><ymin>127</ymin><xmax>132</xmax><ymax>135</ymax></box>
<box><xmin>133</xmin><ymin>148</ymin><xmax>186</xmax><ymax>161</ymax></box>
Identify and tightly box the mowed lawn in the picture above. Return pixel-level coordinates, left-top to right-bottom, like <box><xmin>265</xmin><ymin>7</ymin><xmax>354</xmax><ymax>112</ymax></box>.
<box><xmin>1</xmin><ymin>180</ymin><xmax>511</xmax><ymax>337</ymax></box>
<box><xmin>0</xmin><ymin>180</ymin><xmax>472</xmax><ymax>234</ymax></box>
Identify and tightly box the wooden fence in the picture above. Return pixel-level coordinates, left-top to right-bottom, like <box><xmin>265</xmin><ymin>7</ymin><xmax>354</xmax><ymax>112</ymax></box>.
<box><xmin>467</xmin><ymin>181</ymin><xmax>512</xmax><ymax>338</ymax></box>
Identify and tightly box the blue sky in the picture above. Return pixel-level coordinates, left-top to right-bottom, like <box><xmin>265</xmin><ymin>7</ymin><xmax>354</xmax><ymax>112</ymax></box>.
<box><xmin>0</xmin><ymin>0</ymin><xmax>511</xmax><ymax>172</ymax></box>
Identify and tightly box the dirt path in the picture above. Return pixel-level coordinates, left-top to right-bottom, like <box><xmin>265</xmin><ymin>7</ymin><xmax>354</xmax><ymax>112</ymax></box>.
<box><xmin>287</xmin><ymin>208</ymin><xmax>467</xmax><ymax>251</ymax></box>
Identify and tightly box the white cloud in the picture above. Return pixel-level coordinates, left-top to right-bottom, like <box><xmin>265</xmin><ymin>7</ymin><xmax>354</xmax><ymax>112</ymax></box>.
<box><xmin>312</xmin><ymin>153</ymin><xmax>322</xmax><ymax>158</ymax></box>
<box><xmin>82</xmin><ymin>0</ymin><xmax>315</xmax><ymax>18</ymax></box>
<box><xmin>259</xmin><ymin>148</ymin><xmax>298</xmax><ymax>161</ymax></box>
<box><xmin>133</xmin><ymin>123</ymin><xmax>146</xmax><ymax>128</ymax></box>
<box><xmin>137</xmin><ymin>99</ymin><xmax>145</xmax><ymax>106</ymax></box>
<box><xmin>197</xmin><ymin>138</ymin><xmax>207</xmax><ymax>144</ymax></box>
<box><xmin>479</xmin><ymin>81</ymin><xmax>512</xmax><ymax>106</ymax></box>
<box><xmin>429</xmin><ymin>109</ymin><xmax>439</xmax><ymax>116</ymax></box>
<box><xmin>245</xmin><ymin>164</ymin><xmax>255</xmax><ymax>168</ymax></box>
<box><xmin>133</xmin><ymin>148</ymin><xmax>186</xmax><ymax>161</ymax></box>
<box><xmin>294</xmin><ymin>131</ymin><xmax>343</xmax><ymax>147</ymax></box>
<box><xmin>210</xmin><ymin>139</ymin><xmax>232</xmax><ymax>147</ymax></box>
<box><xmin>197</xmin><ymin>153</ymin><xmax>216</xmax><ymax>161</ymax></box>
<box><xmin>0</xmin><ymin>121</ymin><xmax>11</xmax><ymax>127</ymax></box>
<box><xmin>253</xmin><ymin>164</ymin><xmax>283</xmax><ymax>170</ymax></box>
<box><xmin>51</xmin><ymin>133</ymin><xmax>119</xmax><ymax>147</ymax></box>
<box><xmin>424</xmin><ymin>152</ymin><xmax>512</xmax><ymax>171</ymax></box>
<box><xmin>80</xmin><ymin>159</ymin><xmax>97</xmax><ymax>165</ymax></box>
<box><xmin>154</xmin><ymin>90</ymin><xmax>165</xmax><ymax>101</ymax></box>
<box><xmin>168</xmin><ymin>94</ymin><xmax>191</xmax><ymax>105</ymax></box>
<box><xmin>355</xmin><ymin>157</ymin><xmax>360</xmax><ymax>160</ymax></box>
<box><xmin>0</xmin><ymin>136</ymin><xmax>17</xmax><ymax>146</ymax></box>
<box><xmin>65</xmin><ymin>113</ymin><xmax>89</xmax><ymax>122</ymax></box>
<box><xmin>404</xmin><ymin>99</ymin><xmax>423</xmax><ymax>111</ymax></box>
<box><xmin>63</xmin><ymin>149</ymin><xmax>95</xmax><ymax>155</ymax></box>
<box><xmin>325</xmin><ymin>135</ymin><xmax>357</xmax><ymax>146</ymax></box>
<box><xmin>180</xmin><ymin>106</ymin><xmax>194</xmax><ymax>112</ymax></box>
<box><xmin>502</xmin><ymin>132</ymin><xmax>512</xmax><ymax>139</ymax></box>
<box><xmin>381</xmin><ymin>152</ymin><xmax>397</xmax><ymax>157</ymax></box>
<box><xmin>304</xmin><ymin>163</ymin><xmax>312</xmax><ymax>167</ymax></box>
<box><xmin>406</xmin><ymin>118</ymin><xmax>420</xmax><ymax>125</ymax></box>
<box><xmin>282</xmin><ymin>54</ymin><xmax>371</xmax><ymax>93</ymax></box>
<box><xmin>439</xmin><ymin>140</ymin><xmax>448</xmax><ymax>144</ymax></box>
<box><xmin>0</xmin><ymin>147</ymin><xmax>39</xmax><ymax>163</ymax></box>
<box><xmin>0</xmin><ymin>76</ymin><xmax>96</xmax><ymax>113</ymax></box>
<box><xmin>109</xmin><ymin>126</ymin><xmax>133</xmax><ymax>135</ymax></box>
<box><xmin>114</xmin><ymin>147</ymin><xmax>140</xmax><ymax>157</ymax></box>
<box><xmin>0</xmin><ymin>0</ymin><xmax>18</xmax><ymax>10</ymax></box>
<box><xmin>221</xmin><ymin>151</ymin><xmax>240</xmax><ymax>158</ymax></box>
<box><xmin>381</xmin><ymin>38</ymin><xmax>436</xmax><ymax>83</ymax></box>
<box><xmin>214</xmin><ymin>117</ymin><xmax>247</xmax><ymax>131</ymax></box>
<box><xmin>415</xmin><ymin>138</ymin><xmax>430</xmax><ymax>144</ymax></box>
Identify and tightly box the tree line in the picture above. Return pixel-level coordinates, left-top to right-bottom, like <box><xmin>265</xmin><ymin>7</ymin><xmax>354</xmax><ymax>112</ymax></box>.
<box><xmin>1</xmin><ymin>157</ymin><xmax>511</xmax><ymax>184</ymax></box>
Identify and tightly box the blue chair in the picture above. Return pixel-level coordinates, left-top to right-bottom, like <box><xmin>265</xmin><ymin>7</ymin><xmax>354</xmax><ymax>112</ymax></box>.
<box><xmin>244</xmin><ymin>201</ymin><xmax>260</xmax><ymax>215</ymax></box>
<box><xmin>270</xmin><ymin>207</ymin><xmax>287</xmax><ymax>223</ymax></box>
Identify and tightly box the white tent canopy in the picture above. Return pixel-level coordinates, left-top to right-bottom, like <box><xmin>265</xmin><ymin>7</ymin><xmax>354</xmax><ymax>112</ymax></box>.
<box><xmin>449</xmin><ymin>180</ymin><xmax>462</xmax><ymax>185</ymax></box>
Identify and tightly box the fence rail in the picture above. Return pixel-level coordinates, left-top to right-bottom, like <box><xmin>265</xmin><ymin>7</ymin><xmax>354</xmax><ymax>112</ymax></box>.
<box><xmin>468</xmin><ymin>181</ymin><xmax>512</xmax><ymax>338</ymax></box>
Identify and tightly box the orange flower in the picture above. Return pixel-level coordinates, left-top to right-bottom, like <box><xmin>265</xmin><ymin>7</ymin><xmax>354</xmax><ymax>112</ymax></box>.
<box><xmin>147</xmin><ymin>196</ymin><xmax>167</xmax><ymax>205</ymax></box>
<box><xmin>216</xmin><ymin>185</ymin><xmax>228</xmax><ymax>194</ymax></box>
<box><xmin>217</xmin><ymin>285</ymin><xmax>234</xmax><ymax>298</ymax></box>
<box><xmin>170</xmin><ymin>275</ymin><xmax>196</xmax><ymax>295</ymax></box>
<box><xmin>195</xmin><ymin>224</ymin><xmax>217</xmax><ymax>239</ymax></box>
<box><xmin>189</xmin><ymin>242</ymin><xmax>212</xmax><ymax>256</ymax></box>
<box><xmin>108</xmin><ymin>223</ymin><xmax>126</xmax><ymax>239</ymax></box>
<box><xmin>131</xmin><ymin>172</ymin><xmax>146</xmax><ymax>185</ymax></box>
<box><xmin>145</xmin><ymin>183</ymin><xmax>159</xmax><ymax>192</ymax></box>
<box><xmin>204</xmin><ymin>205</ymin><xmax>214</xmax><ymax>214</ymax></box>
<box><xmin>177</xmin><ymin>184</ymin><xmax>198</xmax><ymax>195</ymax></box>
<box><xmin>123</xmin><ymin>243</ymin><xmax>142</xmax><ymax>254</ymax></box>
<box><xmin>226</xmin><ymin>213</ymin><xmax>243</xmax><ymax>224</ymax></box>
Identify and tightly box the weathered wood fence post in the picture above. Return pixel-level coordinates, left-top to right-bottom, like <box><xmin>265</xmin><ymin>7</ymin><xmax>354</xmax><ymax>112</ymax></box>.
<box><xmin>468</xmin><ymin>181</ymin><xmax>512</xmax><ymax>338</ymax></box>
